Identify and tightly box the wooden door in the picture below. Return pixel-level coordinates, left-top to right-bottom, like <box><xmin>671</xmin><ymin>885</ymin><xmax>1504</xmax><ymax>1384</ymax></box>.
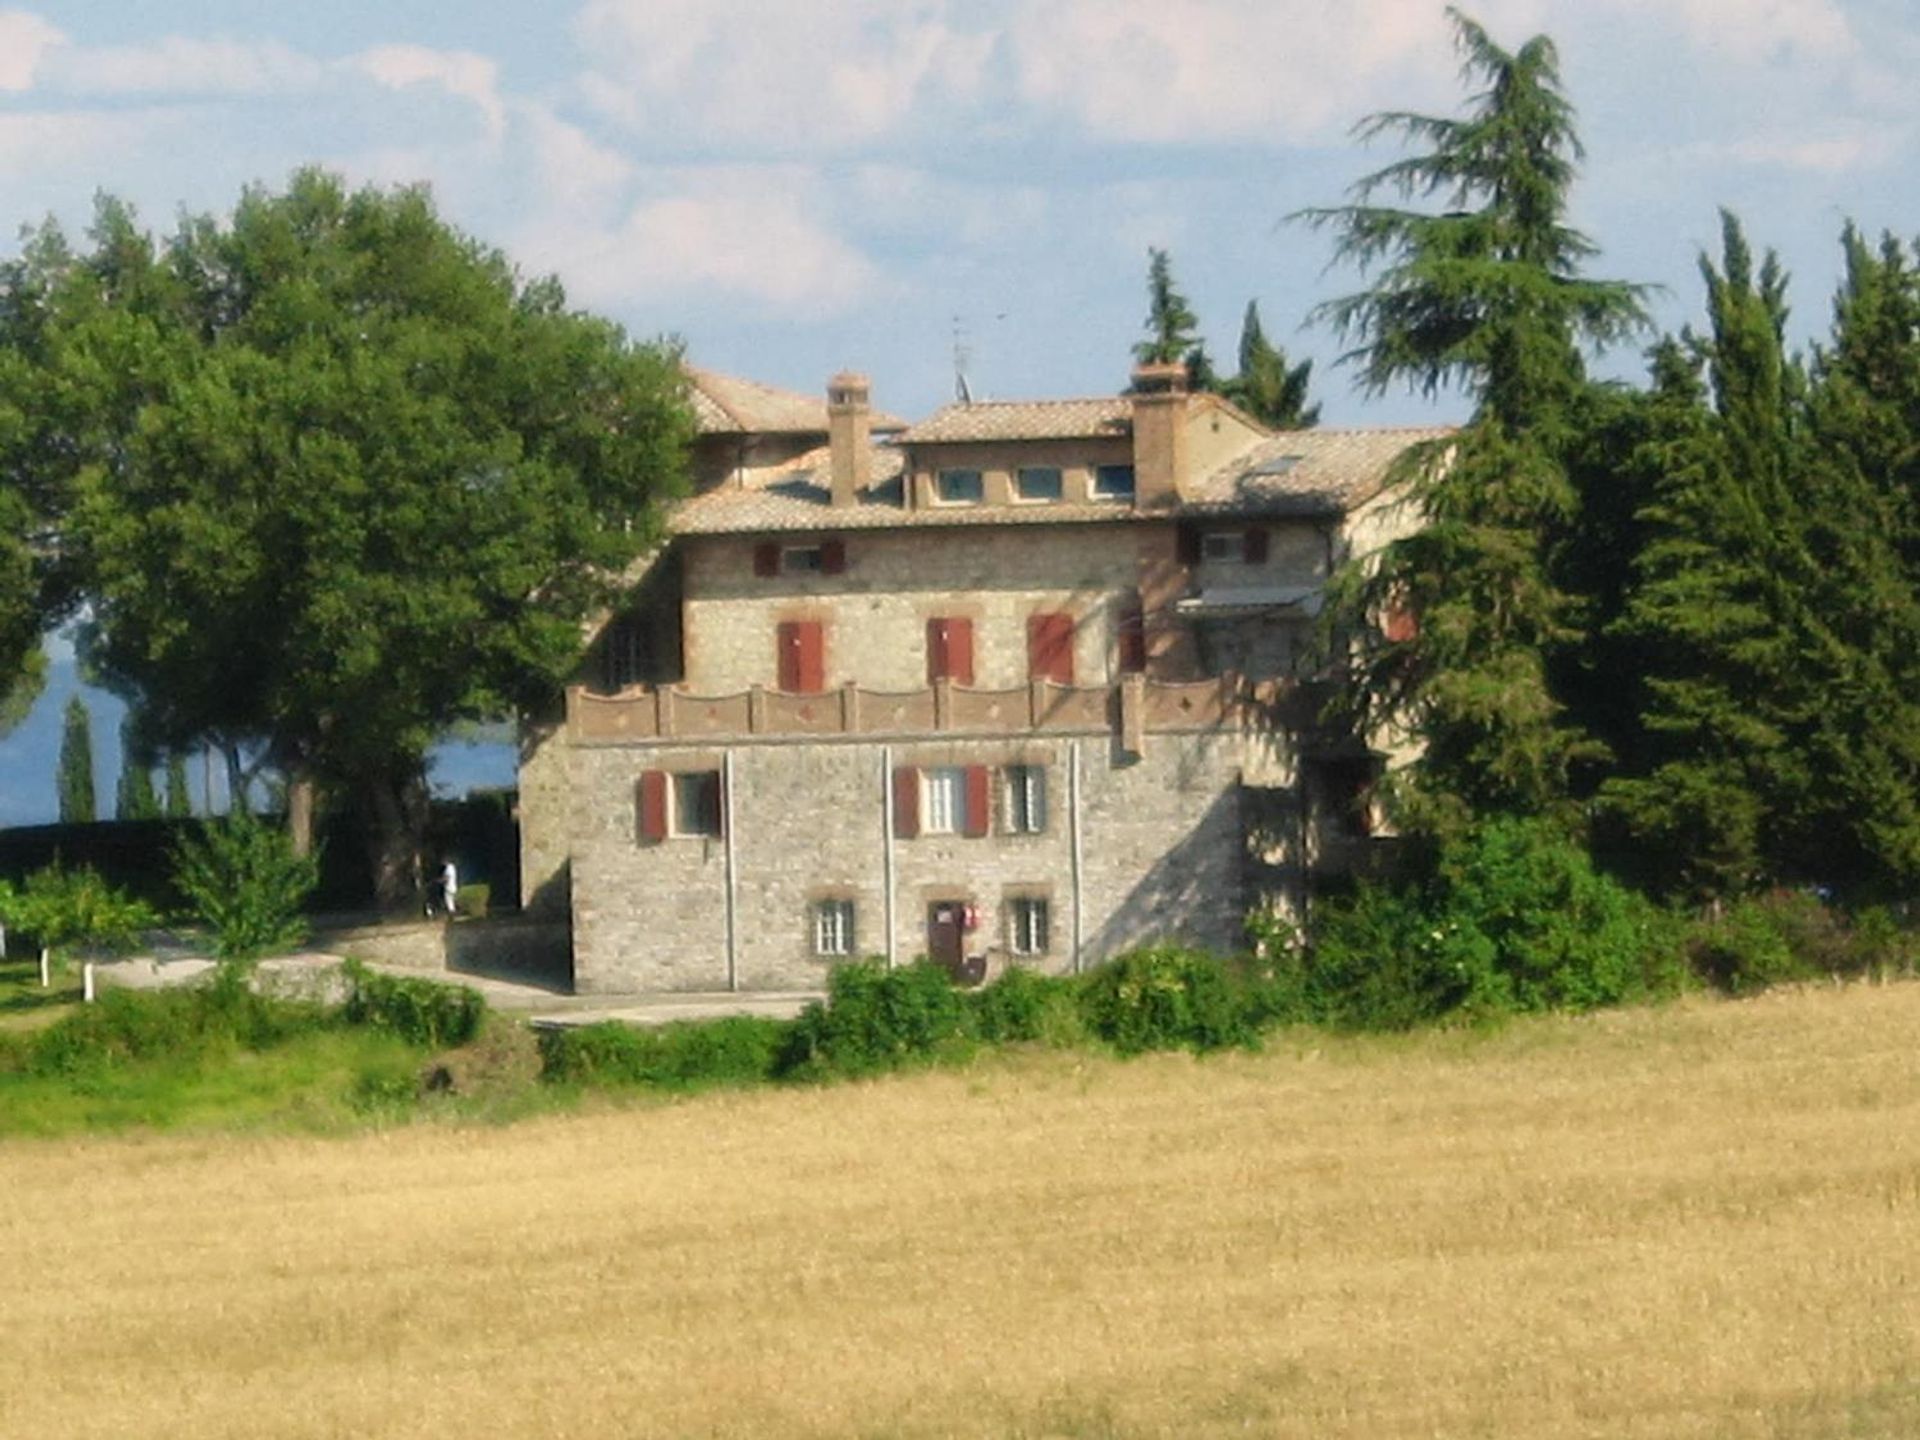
<box><xmin>927</xmin><ymin>902</ymin><xmax>964</xmax><ymax>972</ymax></box>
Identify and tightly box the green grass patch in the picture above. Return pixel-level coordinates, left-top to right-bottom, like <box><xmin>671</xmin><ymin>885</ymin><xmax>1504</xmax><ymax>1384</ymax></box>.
<box><xmin>0</xmin><ymin>956</ymin><xmax>83</xmax><ymax>1029</ymax></box>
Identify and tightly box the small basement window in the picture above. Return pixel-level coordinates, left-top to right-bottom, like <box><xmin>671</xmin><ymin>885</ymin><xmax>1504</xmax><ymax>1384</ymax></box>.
<box><xmin>813</xmin><ymin>899</ymin><xmax>855</xmax><ymax>957</ymax></box>
<box><xmin>1008</xmin><ymin>897</ymin><xmax>1051</xmax><ymax>956</ymax></box>
<box><xmin>1014</xmin><ymin>466</ymin><xmax>1064</xmax><ymax>502</ymax></box>
<box><xmin>935</xmin><ymin>468</ymin><xmax>985</xmax><ymax>505</ymax></box>
<box><xmin>1092</xmin><ymin>464</ymin><xmax>1135</xmax><ymax>500</ymax></box>
<box><xmin>1201</xmin><ymin>531</ymin><xmax>1243</xmax><ymax>563</ymax></box>
<box><xmin>671</xmin><ymin>771</ymin><xmax>722</xmax><ymax>838</ymax></box>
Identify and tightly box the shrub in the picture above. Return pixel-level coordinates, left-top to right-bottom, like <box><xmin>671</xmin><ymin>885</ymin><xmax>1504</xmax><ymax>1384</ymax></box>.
<box><xmin>1681</xmin><ymin>891</ymin><xmax>1918</xmax><ymax>995</ymax></box>
<box><xmin>968</xmin><ymin>964</ymin><xmax>1086</xmax><ymax>1046</ymax></box>
<box><xmin>1300</xmin><ymin>819</ymin><xmax>1684</xmax><ymax>1031</ymax></box>
<box><xmin>25</xmin><ymin>981</ymin><xmax>330</xmax><ymax>1076</ymax></box>
<box><xmin>419</xmin><ymin>1015</ymin><xmax>543</xmax><ymax>1100</ymax></box>
<box><xmin>776</xmin><ymin>960</ymin><xmax>975</xmax><ymax>1080</ymax></box>
<box><xmin>341</xmin><ymin>959</ymin><xmax>485</xmax><ymax>1048</ymax></box>
<box><xmin>4</xmin><ymin>861</ymin><xmax>159</xmax><ymax>959</ymax></box>
<box><xmin>454</xmin><ymin>883</ymin><xmax>490</xmax><ymax>919</ymax></box>
<box><xmin>170</xmin><ymin>809</ymin><xmax>320</xmax><ymax>965</ymax></box>
<box><xmin>1076</xmin><ymin>944</ymin><xmax>1258</xmax><ymax>1055</ymax></box>
<box><xmin>539</xmin><ymin>1016</ymin><xmax>786</xmax><ymax>1091</ymax></box>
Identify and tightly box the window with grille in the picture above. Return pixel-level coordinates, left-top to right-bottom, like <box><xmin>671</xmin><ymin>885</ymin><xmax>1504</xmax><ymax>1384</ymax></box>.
<box><xmin>1005</xmin><ymin>765</ymin><xmax>1047</xmax><ymax>834</ymax></box>
<box><xmin>1008</xmin><ymin>897</ymin><xmax>1050</xmax><ymax>956</ymax></box>
<box><xmin>813</xmin><ymin>899</ymin><xmax>855</xmax><ymax>957</ymax></box>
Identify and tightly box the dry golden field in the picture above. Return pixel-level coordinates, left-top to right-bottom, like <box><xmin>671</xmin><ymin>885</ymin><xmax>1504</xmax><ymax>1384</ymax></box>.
<box><xmin>6</xmin><ymin>984</ymin><xmax>1920</xmax><ymax>1439</ymax></box>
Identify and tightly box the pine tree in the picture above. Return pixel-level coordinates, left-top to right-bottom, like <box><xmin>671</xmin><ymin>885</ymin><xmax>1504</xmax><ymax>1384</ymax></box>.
<box><xmin>1225</xmin><ymin>301</ymin><xmax>1320</xmax><ymax>428</ymax></box>
<box><xmin>1134</xmin><ymin>248</ymin><xmax>1203</xmax><ymax>372</ymax></box>
<box><xmin>57</xmin><ymin>695</ymin><xmax>96</xmax><ymax>824</ymax></box>
<box><xmin>165</xmin><ymin>752</ymin><xmax>192</xmax><ymax>819</ymax></box>
<box><xmin>1295</xmin><ymin>9</ymin><xmax>1650</xmax><ymax>835</ymax></box>
<box><xmin>114</xmin><ymin>721</ymin><xmax>161</xmax><ymax>821</ymax></box>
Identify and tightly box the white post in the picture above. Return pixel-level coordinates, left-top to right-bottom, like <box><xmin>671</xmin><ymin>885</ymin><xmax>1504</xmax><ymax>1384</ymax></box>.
<box><xmin>83</xmin><ymin>962</ymin><xmax>95</xmax><ymax>1004</ymax></box>
<box><xmin>39</xmin><ymin>946</ymin><xmax>50</xmax><ymax>988</ymax></box>
<box><xmin>0</xmin><ymin>921</ymin><xmax>7</xmax><ymax>959</ymax></box>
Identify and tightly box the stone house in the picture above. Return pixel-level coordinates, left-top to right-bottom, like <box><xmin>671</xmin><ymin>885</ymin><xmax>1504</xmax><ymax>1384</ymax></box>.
<box><xmin>519</xmin><ymin>362</ymin><xmax>1444</xmax><ymax>993</ymax></box>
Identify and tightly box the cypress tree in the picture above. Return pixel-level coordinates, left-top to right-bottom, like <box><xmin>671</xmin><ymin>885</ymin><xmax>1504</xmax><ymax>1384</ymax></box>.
<box><xmin>57</xmin><ymin>695</ymin><xmax>96</xmax><ymax>824</ymax></box>
<box><xmin>115</xmin><ymin>721</ymin><xmax>161</xmax><ymax>821</ymax></box>
<box><xmin>165</xmin><ymin>752</ymin><xmax>192</xmax><ymax>819</ymax></box>
<box><xmin>1225</xmin><ymin>301</ymin><xmax>1320</xmax><ymax>428</ymax></box>
<box><xmin>1134</xmin><ymin>247</ymin><xmax>1204</xmax><ymax>376</ymax></box>
<box><xmin>1295</xmin><ymin>9</ymin><xmax>1649</xmax><ymax>836</ymax></box>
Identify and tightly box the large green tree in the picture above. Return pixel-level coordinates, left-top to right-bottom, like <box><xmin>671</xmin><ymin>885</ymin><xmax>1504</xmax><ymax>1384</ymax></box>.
<box><xmin>1296</xmin><ymin>9</ymin><xmax>1649</xmax><ymax>835</ymax></box>
<box><xmin>29</xmin><ymin>170</ymin><xmax>691</xmax><ymax>904</ymax></box>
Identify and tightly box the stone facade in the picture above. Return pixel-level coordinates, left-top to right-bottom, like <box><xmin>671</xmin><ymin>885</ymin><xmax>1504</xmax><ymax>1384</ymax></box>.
<box><xmin>519</xmin><ymin>362</ymin><xmax>1444</xmax><ymax>992</ymax></box>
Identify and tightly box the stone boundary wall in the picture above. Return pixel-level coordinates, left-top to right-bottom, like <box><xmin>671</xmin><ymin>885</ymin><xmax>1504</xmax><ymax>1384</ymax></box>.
<box><xmin>570</xmin><ymin>673</ymin><xmax>1313</xmax><ymax>748</ymax></box>
<box><xmin>309</xmin><ymin>915</ymin><xmax>571</xmax><ymax>977</ymax></box>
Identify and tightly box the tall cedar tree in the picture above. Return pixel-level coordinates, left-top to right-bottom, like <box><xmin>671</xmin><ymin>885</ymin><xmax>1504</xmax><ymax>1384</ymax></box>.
<box><xmin>1225</xmin><ymin>301</ymin><xmax>1320</xmax><ymax>428</ymax></box>
<box><xmin>115</xmin><ymin>720</ymin><xmax>161</xmax><ymax>820</ymax></box>
<box><xmin>1294</xmin><ymin>9</ymin><xmax>1649</xmax><ymax>836</ymax></box>
<box><xmin>1134</xmin><ymin>248</ymin><xmax>1210</xmax><ymax>388</ymax></box>
<box><xmin>41</xmin><ymin>171</ymin><xmax>691</xmax><ymax>905</ymax></box>
<box><xmin>56</xmin><ymin>694</ymin><xmax>95</xmax><ymax>823</ymax></box>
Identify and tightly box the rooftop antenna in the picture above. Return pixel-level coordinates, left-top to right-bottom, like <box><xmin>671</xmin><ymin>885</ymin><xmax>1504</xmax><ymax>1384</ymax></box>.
<box><xmin>951</xmin><ymin>315</ymin><xmax>973</xmax><ymax>404</ymax></box>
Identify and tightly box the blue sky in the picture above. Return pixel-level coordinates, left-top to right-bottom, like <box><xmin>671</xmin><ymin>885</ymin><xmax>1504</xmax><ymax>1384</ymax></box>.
<box><xmin>1</xmin><ymin>0</ymin><xmax>1916</xmax><ymax>822</ymax></box>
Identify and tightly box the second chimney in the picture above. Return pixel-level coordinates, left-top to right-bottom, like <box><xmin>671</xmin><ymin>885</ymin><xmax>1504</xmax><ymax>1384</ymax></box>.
<box><xmin>827</xmin><ymin>371</ymin><xmax>871</xmax><ymax>509</ymax></box>
<box><xmin>1129</xmin><ymin>361</ymin><xmax>1188</xmax><ymax>510</ymax></box>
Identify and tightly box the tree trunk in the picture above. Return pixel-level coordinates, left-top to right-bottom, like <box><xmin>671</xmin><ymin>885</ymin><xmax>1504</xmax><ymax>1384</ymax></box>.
<box><xmin>366</xmin><ymin>762</ymin><xmax>430</xmax><ymax>915</ymax></box>
<box><xmin>287</xmin><ymin>770</ymin><xmax>316</xmax><ymax>858</ymax></box>
<box><xmin>223</xmin><ymin>744</ymin><xmax>247</xmax><ymax>814</ymax></box>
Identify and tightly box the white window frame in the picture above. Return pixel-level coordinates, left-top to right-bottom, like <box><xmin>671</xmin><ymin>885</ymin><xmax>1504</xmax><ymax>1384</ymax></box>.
<box><xmin>669</xmin><ymin>771</ymin><xmax>721</xmax><ymax>838</ymax></box>
<box><xmin>1009</xmin><ymin>897</ymin><xmax>1051</xmax><ymax>956</ymax></box>
<box><xmin>922</xmin><ymin>767</ymin><xmax>967</xmax><ymax>835</ymax></box>
<box><xmin>1092</xmin><ymin>464</ymin><xmax>1136</xmax><ymax>501</ymax></box>
<box><xmin>933</xmin><ymin>468</ymin><xmax>985</xmax><ymax>506</ymax></box>
<box><xmin>1013</xmin><ymin>466</ymin><xmax>1064</xmax><ymax>503</ymax></box>
<box><xmin>813</xmin><ymin>898</ymin><xmax>855</xmax><ymax>957</ymax></box>
<box><xmin>1005</xmin><ymin>764</ymin><xmax>1047</xmax><ymax>834</ymax></box>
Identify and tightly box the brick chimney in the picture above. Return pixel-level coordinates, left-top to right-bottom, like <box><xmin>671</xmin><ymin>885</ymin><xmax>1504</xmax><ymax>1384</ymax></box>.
<box><xmin>1129</xmin><ymin>361</ymin><xmax>1188</xmax><ymax>509</ymax></box>
<box><xmin>827</xmin><ymin>371</ymin><xmax>871</xmax><ymax>509</ymax></box>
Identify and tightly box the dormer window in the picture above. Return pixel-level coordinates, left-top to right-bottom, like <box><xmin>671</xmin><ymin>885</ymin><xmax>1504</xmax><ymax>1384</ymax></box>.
<box><xmin>1092</xmin><ymin>464</ymin><xmax>1136</xmax><ymax>501</ymax></box>
<box><xmin>935</xmin><ymin>468</ymin><xmax>984</xmax><ymax>505</ymax></box>
<box><xmin>1014</xmin><ymin>466</ymin><xmax>1063</xmax><ymax>502</ymax></box>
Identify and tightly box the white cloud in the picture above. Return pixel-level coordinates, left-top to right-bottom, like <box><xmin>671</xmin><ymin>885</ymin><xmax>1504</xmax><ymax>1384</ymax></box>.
<box><xmin>1691</xmin><ymin>130</ymin><xmax>1897</xmax><ymax>174</ymax></box>
<box><xmin>355</xmin><ymin>45</ymin><xmax>507</xmax><ymax>141</ymax></box>
<box><xmin>516</xmin><ymin>168</ymin><xmax>883</xmax><ymax>316</ymax></box>
<box><xmin>572</xmin><ymin>0</ymin><xmax>995</xmax><ymax>150</ymax></box>
<box><xmin>1609</xmin><ymin>0</ymin><xmax>1855</xmax><ymax>65</ymax></box>
<box><xmin>0</xmin><ymin>109</ymin><xmax>184</xmax><ymax>179</ymax></box>
<box><xmin>0</xmin><ymin>9</ymin><xmax>63</xmax><ymax>92</ymax></box>
<box><xmin>42</xmin><ymin>35</ymin><xmax>327</xmax><ymax>97</ymax></box>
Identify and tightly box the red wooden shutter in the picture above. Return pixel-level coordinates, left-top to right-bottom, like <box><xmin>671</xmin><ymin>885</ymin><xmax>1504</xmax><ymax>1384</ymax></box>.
<box><xmin>963</xmin><ymin>766</ymin><xmax>991</xmax><ymax>837</ymax></box>
<box><xmin>1383</xmin><ymin>603</ymin><xmax>1418</xmax><ymax>643</ymax></box>
<box><xmin>892</xmin><ymin>766</ymin><xmax>920</xmax><ymax>838</ymax></box>
<box><xmin>777</xmin><ymin>621</ymin><xmax>801</xmax><ymax>691</ymax></box>
<box><xmin>638</xmin><ymin>770</ymin><xmax>667</xmax><ymax>844</ymax></box>
<box><xmin>797</xmin><ymin>619</ymin><xmax>825</xmax><ymax>692</ymax></box>
<box><xmin>1243</xmin><ymin>526</ymin><xmax>1269</xmax><ymax>564</ymax></box>
<box><xmin>926</xmin><ymin>618</ymin><xmax>949</xmax><ymax>684</ymax></box>
<box><xmin>948</xmin><ymin>618</ymin><xmax>974</xmax><ymax>684</ymax></box>
<box><xmin>1118</xmin><ymin>603</ymin><xmax>1147</xmax><ymax>674</ymax></box>
<box><xmin>753</xmin><ymin>542</ymin><xmax>779</xmax><ymax>577</ymax></box>
<box><xmin>820</xmin><ymin>538</ymin><xmax>846</xmax><ymax>575</ymax></box>
<box><xmin>1176</xmin><ymin>524</ymin><xmax>1202</xmax><ymax>565</ymax></box>
<box><xmin>1027</xmin><ymin>612</ymin><xmax>1074</xmax><ymax>684</ymax></box>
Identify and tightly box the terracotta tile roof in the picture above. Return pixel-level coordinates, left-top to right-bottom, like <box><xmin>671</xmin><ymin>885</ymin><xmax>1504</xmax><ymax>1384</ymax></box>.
<box><xmin>685</xmin><ymin>366</ymin><xmax>907</xmax><ymax>436</ymax></box>
<box><xmin>1184</xmin><ymin>427</ymin><xmax>1454</xmax><ymax>516</ymax></box>
<box><xmin>896</xmin><ymin>397</ymin><xmax>1133</xmax><ymax>444</ymax></box>
<box><xmin>668</xmin><ymin>426</ymin><xmax>1452</xmax><ymax>536</ymax></box>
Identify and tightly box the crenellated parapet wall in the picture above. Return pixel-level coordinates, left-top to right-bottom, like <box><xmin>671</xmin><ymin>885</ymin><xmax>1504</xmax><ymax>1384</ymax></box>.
<box><xmin>567</xmin><ymin>673</ymin><xmax>1312</xmax><ymax>749</ymax></box>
